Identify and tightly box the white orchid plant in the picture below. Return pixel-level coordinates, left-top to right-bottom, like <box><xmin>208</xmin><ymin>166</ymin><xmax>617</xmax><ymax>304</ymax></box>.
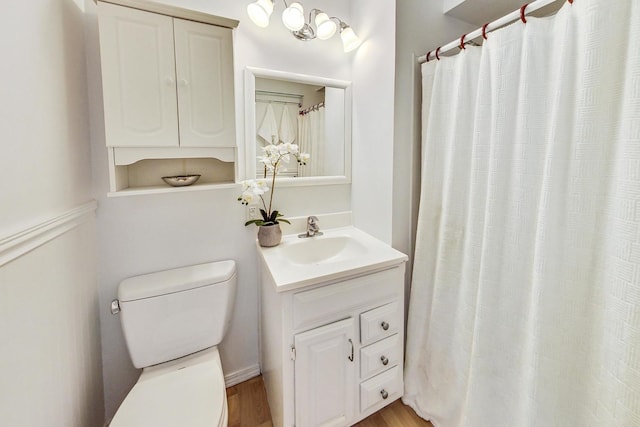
<box><xmin>239</xmin><ymin>142</ymin><xmax>309</xmax><ymax>227</ymax></box>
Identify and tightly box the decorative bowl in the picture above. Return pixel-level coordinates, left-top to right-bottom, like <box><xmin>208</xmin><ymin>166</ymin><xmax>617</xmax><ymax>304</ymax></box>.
<box><xmin>161</xmin><ymin>174</ymin><xmax>201</xmax><ymax>187</ymax></box>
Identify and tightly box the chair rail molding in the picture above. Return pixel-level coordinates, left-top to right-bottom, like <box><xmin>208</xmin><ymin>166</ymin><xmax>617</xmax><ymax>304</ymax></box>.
<box><xmin>0</xmin><ymin>200</ymin><xmax>98</xmax><ymax>267</ymax></box>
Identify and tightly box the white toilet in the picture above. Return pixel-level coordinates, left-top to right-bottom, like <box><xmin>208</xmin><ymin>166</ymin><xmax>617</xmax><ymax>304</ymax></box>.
<box><xmin>110</xmin><ymin>260</ymin><xmax>237</xmax><ymax>427</ymax></box>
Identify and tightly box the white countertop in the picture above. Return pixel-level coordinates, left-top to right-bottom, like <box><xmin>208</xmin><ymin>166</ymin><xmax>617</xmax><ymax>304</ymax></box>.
<box><xmin>257</xmin><ymin>226</ymin><xmax>408</xmax><ymax>292</ymax></box>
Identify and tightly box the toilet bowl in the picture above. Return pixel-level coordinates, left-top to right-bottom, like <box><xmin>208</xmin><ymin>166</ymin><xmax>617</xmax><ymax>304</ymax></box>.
<box><xmin>109</xmin><ymin>261</ymin><xmax>237</xmax><ymax>427</ymax></box>
<box><xmin>110</xmin><ymin>347</ymin><xmax>227</xmax><ymax>427</ymax></box>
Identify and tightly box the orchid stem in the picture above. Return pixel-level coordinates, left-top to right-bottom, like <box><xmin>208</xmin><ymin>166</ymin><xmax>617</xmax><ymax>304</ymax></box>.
<box><xmin>259</xmin><ymin>195</ymin><xmax>268</xmax><ymax>214</ymax></box>
<box><xmin>267</xmin><ymin>158</ymin><xmax>279</xmax><ymax>216</ymax></box>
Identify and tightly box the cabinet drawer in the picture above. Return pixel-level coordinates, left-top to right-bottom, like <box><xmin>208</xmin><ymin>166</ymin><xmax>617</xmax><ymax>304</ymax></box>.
<box><xmin>360</xmin><ymin>301</ymin><xmax>401</xmax><ymax>345</ymax></box>
<box><xmin>359</xmin><ymin>366</ymin><xmax>401</xmax><ymax>413</ymax></box>
<box><xmin>292</xmin><ymin>267</ymin><xmax>402</xmax><ymax>330</ymax></box>
<box><xmin>360</xmin><ymin>334</ymin><xmax>400</xmax><ymax>379</ymax></box>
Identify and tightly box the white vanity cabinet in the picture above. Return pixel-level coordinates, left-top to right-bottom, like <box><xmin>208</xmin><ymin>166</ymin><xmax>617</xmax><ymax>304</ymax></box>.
<box><xmin>259</xmin><ymin>262</ymin><xmax>406</xmax><ymax>427</ymax></box>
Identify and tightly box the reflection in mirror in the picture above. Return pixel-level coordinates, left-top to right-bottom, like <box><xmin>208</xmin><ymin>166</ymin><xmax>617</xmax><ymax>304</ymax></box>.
<box><xmin>255</xmin><ymin>78</ymin><xmax>345</xmax><ymax>178</ymax></box>
<box><xmin>245</xmin><ymin>67</ymin><xmax>351</xmax><ymax>186</ymax></box>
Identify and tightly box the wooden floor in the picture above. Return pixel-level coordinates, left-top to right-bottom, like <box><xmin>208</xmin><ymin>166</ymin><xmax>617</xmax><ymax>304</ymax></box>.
<box><xmin>352</xmin><ymin>399</ymin><xmax>433</xmax><ymax>427</ymax></box>
<box><xmin>226</xmin><ymin>375</ymin><xmax>433</xmax><ymax>427</ymax></box>
<box><xmin>226</xmin><ymin>376</ymin><xmax>272</xmax><ymax>427</ymax></box>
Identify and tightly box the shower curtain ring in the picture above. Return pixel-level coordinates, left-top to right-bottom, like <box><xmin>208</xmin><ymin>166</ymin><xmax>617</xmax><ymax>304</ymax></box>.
<box><xmin>482</xmin><ymin>23</ymin><xmax>489</xmax><ymax>40</ymax></box>
<box><xmin>435</xmin><ymin>46</ymin><xmax>441</xmax><ymax>60</ymax></box>
<box><xmin>426</xmin><ymin>50</ymin><xmax>432</xmax><ymax>62</ymax></box>
<box><xmin>459</xmin><ymin>34</ymin><xmax>467</xmax><ymax>50</ymax></box>
<box><xmin>520</xmin><ymin>3</ymin><xmax>529</xmax><ymax>24</ymax></box>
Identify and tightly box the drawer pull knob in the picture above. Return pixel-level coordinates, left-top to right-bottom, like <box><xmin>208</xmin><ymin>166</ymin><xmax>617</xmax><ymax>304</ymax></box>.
<box><xmin>380</xmin><ymin>389</ymin><xmax>389</xmax><ymax>399</ymax></box>
<box><xmin>381</xmin><ymin>355</ymin><xmax>389</xmax><ymax>366</ymax></box>
<box><xmin>381</xmin><ymin>321</ymin><xmax>390</xmax><ymax>331</ymax></box>
<box><xmin>348</xmin><ymin>338</ymin><xmax>354</xmax><ymax>362</ymax></box>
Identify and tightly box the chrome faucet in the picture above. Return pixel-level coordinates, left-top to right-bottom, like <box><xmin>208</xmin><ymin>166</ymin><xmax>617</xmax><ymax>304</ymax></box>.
<box><xmin>299</xmin><ymin>216</ymin><xmax>323</xmax><ymax>238</ymax></box>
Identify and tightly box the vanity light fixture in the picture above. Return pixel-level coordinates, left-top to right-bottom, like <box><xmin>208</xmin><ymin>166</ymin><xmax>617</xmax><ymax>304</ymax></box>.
<box><xmin>281</xmin><ymin>2</ymin><xmax>305</xmax><ymax>31</ymax></box>
<box><xmin>339</xmin><ymin>22</ymin><xmax>361</xmax><ymax>52</ymax></box>
<box><xmin>247</xmin><ymin>0</ymin><xmax>274</xmax><ymax>28</ymax></box>
<box><xmin>246</xmin><ymin>0</ymin><xmax>362</xmax><ymax>52</ymax></box>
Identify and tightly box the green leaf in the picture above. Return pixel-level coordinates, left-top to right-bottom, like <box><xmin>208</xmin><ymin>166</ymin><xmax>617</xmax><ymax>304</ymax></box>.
<box><xmin>278</xmin><ymin>218</ymin><xmax>291</xmax><ymax>224</ymax></box>
<box><xmin>244</xmin><ymin>219</ymin><xmax>265</xmax><ymax>227</ymax></box>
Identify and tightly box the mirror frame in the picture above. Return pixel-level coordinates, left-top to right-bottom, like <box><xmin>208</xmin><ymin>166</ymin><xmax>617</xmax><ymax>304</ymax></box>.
<box><xmin>244</xmin><ymin>66</ymin><xmax>352</xmax><ymax>186</ymax></box>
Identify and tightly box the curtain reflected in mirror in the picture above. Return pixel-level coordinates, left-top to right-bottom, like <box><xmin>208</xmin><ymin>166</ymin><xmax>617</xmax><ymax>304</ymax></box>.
<box><xmin>255</xmin><ymin>77</ymin><xmax>344</xmax><ymax>179</ymax></box>
<box><xmin>298</xmin><ymin>102</ymin><xmax>324</xmax><ymax>177</ymax></box>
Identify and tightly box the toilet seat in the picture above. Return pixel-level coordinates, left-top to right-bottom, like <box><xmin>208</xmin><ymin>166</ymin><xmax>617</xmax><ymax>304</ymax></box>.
<box><xmin>110</xmin><ymin>347</ymin><xmax>227</xmax><ymax>427</ymax></box>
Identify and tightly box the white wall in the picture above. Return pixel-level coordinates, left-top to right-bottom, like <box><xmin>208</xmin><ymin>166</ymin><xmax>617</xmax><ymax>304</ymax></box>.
<box><xmin>350</xmin><ymin>0</ymin><xmax>397</xmax><ymax>244</ymax></box>
<box><xmin>85</xmin><ymin>0</ymin><xmax>365</xmax><ymax>419</ymax></box>
<box><xmin>0</xmin><ymin>0</ymin><xmax>104</xmax><ymax>425</ymax></box>
<box><xmin>0</xmin><ymin>221</ymin><xmax>103</xmax><ymax>426</ymax></box>
<box><xmin>392</xmin><ymin>1</ymin><xmax>475</xmax><ymax>292</ymax></box>
<box><xmin>0</xmin><ymin>0</ymin><xmax>93</xmax><ymax>233</ymax></box>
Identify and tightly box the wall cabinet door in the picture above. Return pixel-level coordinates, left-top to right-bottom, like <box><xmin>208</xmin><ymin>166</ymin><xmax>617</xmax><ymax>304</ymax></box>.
<box><xmin>294</xmin><ymin>318</ymin><xmax>355</xmax><ymax>427</ymax></box>
<box><xmin>174</xmin><ymin>19</ymin><xmax>235</xmax><ymax>148</ymax></box>
<box><xmin>98</xmin><ymin>2</ymin><xmax>179</xmax><ymax>147</ymax></box>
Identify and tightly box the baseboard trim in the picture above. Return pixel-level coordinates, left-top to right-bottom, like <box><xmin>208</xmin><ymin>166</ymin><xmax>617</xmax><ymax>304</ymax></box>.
<box><xmin>0</xmin><ymin>200</ymin><xmax>98</xmax><ymax>267</ymax></box>
<box><xmin>224</xmin><ymin>364</ymin><xmax>261</xmax><ymax>388</ymax></box>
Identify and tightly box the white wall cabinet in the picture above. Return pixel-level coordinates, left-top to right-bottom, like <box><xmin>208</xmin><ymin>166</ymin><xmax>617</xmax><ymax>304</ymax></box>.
<box><xmin>98</xmin><ymin>2</ymin><xmax>235</xmax><ymax>148</ymax></box>
<box><xmin>260</xmin><ymin>264</ymin><xmax>406</xmax><ymax>427</ymax></box>
<box><xmin>96</xmin><ymin>0</ymin><xmax>238</xmax><ymax>194</ymax></box>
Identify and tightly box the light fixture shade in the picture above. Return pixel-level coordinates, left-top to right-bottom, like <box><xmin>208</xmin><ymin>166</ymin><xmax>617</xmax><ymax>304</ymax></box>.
<box><xmin>340</xmin><ymin>25</ymin><xmax>362</xmax><ymax>52</ymax></box>
<box><xmin>247</xmin><ymin>0</ymin><xmax>274</xmax><ymax>28</ymax></box>
<box><xmin>315</xmin><ymin>12</ymin><xmax>337</xmax><ymax>40</ymax></box>
<box><xmin>282</xmin><ymin>2</ymin><xmax>305</xmax><ymax>31</ymax></box>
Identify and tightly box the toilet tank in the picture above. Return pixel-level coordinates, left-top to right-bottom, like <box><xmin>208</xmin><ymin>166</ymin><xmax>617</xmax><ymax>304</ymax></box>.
<box><xmin>118</xmin><ymin>260</ymin><xmax>237</xmax><ymax>369</ymax></box>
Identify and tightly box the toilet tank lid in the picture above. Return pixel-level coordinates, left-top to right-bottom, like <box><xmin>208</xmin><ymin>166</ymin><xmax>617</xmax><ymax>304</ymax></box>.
<box><xmin>118</xmin><ymin>260</ymin><xmax>236</xmax><ymax>302</ymax></box>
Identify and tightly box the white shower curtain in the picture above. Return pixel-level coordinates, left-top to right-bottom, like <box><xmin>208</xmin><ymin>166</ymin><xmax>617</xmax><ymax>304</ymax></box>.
<box><xmin>298</xmin><ymin>106</ymin><xmax>325</xmax><ymax>176</ymax></box>
<box><xmin>404</xmin><ymin>1</ymin><xmax>640</xmax><ymax>426</ymax></box>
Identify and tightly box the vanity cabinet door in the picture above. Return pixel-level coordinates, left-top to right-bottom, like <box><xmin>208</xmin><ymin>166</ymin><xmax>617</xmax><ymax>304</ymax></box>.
<box><xmin>294</xmin><ymin>318</ymin><xmax>356</xmax><ymax>427</ymax></box>
<box><xmin>98</xmin><ymin>2</ymin><xmax>179</xmax><ymax>148</ymax></box>
<box><xmin>174</xmin><ymin>19</ymin><xmax>235</xmax><ymax>148</ymax></box>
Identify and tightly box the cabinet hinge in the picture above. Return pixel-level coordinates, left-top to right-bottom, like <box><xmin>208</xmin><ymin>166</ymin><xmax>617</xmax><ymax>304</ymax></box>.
<box><xmin>290</xmin><ymin>346</ymin><xmax>296</xmax><ymax>361</ymax></box>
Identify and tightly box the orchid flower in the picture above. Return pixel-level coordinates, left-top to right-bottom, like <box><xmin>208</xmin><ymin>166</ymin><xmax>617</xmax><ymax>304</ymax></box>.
<box><xmin>238</xmin><ymin>142</ymin><xmax>310</xmax><ymax>227</ymax></box>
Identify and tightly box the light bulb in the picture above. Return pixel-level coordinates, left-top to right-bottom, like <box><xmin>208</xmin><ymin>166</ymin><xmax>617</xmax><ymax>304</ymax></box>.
<box><xmin>340</xmin><ymin>25</ymin><xmax>362</xmax><ymax>52</ymax></box>
<box><xmin>315</xmin><ymin>12</ymin><xmax>337</xmax><ymax>40</ymax></box>
<box><xmin>282</xmin><ymin>2</ymin><xmax>305</xmax><ymax>31</ymax></box>
<box><xmin>247</xmin><ymin>0</ymin><xmax>274</xmax><ymax>28</ymax></box>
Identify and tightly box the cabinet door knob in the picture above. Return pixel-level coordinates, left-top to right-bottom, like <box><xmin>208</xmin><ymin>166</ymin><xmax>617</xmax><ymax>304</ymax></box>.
<box><xmin>165</xmin><ymin>77</ymin><xmax>175</xmax><ymax>86</ymax></box>
<box><xmin>380</xmin><ymin>389</ymin><xmax>389</xmax><ymax>399</ymax></box>
<box><xmin>381</xmin><ymin>355</ymin><xmax>389</xmax><ymax>366</ymax></box>
<box><xmin>179</xmin><ymin>79</ymin><xmax>189</xmax><ymax>87</ymax></box>
<box><xmin>348</xmin><ymin>338</ymin><xmax>354</xmax><ymax>362</ymax></box>
<box><xmin>381</xmin><ymin>321</ymin><xmax>389</xmax><ymax>331</ymax></box>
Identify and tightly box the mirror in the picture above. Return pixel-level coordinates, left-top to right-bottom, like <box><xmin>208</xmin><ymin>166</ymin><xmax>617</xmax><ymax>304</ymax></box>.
<box><xmin>244</xmin><ymin>67</ymin><xmax>351</xmax><ymax>185</ymax></box>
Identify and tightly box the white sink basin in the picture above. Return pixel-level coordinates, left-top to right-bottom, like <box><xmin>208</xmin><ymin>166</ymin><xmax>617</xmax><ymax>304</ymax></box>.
<box><xmin>277</xmin><ymin>235</ymin><xmax>368</xmax><ymax>265</ymax></box>
<box><xmin>257</xmin><ymin>226</ymin><xmax>408</xmax><ymax>292</ymax></box>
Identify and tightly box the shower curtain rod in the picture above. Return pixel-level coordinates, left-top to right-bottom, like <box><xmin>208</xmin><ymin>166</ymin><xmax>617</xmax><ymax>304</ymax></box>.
<box><xmin>255</xmin><ymin>90</ymin><xmax>303</xmax><ymax>99</ymax></box>
<box><xmin>256</xmin><ymin>99</ymin><xmax>301</xmax><ymax>106</ymax></box>
<box><xmin>418</xmin><ymin>0</ymin><xmax>563</xmax><ymax>63</ymax></box>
